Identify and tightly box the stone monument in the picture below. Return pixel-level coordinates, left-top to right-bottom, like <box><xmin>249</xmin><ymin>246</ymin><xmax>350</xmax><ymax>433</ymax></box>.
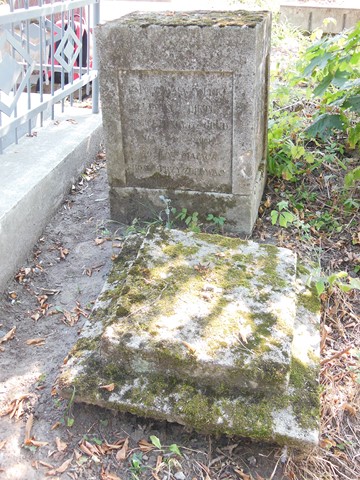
<box><xmin>96</xmin><ymin>10</ymin><xmax>271</xmax><ymax>234</ymax></box>
<box><xmin>58</xmin><ymin>229</ymin><xmax>320</xmax><ymax>447</ymax></box>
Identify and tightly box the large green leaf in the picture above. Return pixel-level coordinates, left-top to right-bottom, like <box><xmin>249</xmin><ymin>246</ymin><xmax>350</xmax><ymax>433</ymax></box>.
<box><xmin>343</xmin><ymin>95</ymin><xmax>360</xmax><ymax>113</ymax></box>
<box><xmin>313</xmin><ymin>73</ymin><xmax>334</xmax><ymax>97</ymax></box>
<box><xmin>349</xmin><ymin>124</ymin><xmax>360</xmax><ymax>149</ymax></box>
<box><xmin>304</xmin><ymin>52</ymin><xmax>332</xmax><ymax>76</ymax></box>
<box><xmin>332</xmin><ymin>69</ymin><xmax>350</xmax><ymax>88</ymax></box>
<box><xmin>305</xmin><ymin>114</ymin><xmax>345</xmax><ymax>140</ymax></box>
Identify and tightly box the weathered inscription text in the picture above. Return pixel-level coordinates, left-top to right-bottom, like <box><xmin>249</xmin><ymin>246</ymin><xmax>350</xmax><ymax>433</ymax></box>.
<box><xmin>118</xmin><ymin>71</ymin><xmax>233</xmax><ymax>192</ymax></box>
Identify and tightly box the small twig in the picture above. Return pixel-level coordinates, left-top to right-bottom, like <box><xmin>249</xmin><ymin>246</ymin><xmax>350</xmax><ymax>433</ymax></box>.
<box><xmin>321</xmin><ymin>345</ymin><xmax>352</xmax><ymax>365</ymax></box>
<box><xmin>269</xmin><ymin>456</ymin><xmax>281</xmax><ymax>480</ymax></box>
<box><xmin>274</xmin><ymin>100</ymin><xmax>304</xmax><ymax>113</ymax></box>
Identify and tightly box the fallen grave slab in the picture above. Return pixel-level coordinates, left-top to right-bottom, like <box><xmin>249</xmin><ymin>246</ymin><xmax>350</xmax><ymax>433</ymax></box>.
<box><xmin>58</xmin><ymin>229</ymin><xmax>320</xmax><ymax>447</ymax></box>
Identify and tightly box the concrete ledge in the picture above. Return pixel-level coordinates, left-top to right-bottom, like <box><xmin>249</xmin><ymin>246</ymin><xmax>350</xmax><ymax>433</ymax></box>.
<box><xmin>0</xmin><ymin>108</ymin><xmax>103</xmax><ymax>292</ymax></box>
<box><xmin>280</xmin><ymin>2</ymin><xmax>360</xmax><ymax>33</ymax></box>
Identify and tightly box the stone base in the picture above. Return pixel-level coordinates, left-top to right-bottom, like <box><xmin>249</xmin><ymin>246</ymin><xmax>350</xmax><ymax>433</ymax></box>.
<box><xmin>57</xmin><ymin>229</ymin><xmax>320</xmax><ymax>448</ymax></box>
<box><xmin>109</xmin><ymin>167</ymin><xmax>266</xmax><ymax>235</ymax></box>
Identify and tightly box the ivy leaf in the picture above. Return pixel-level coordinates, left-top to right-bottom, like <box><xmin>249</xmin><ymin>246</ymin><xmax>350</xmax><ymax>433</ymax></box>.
<box><xmin>305</xmin><ymin>114</ymin><xmax>345</xmax><ymax>140</ymax></box>
<box><xmin>278</xmin><ymin>211</ymin><xmax>295</xmax><ymax>228</ymax></box>
<box><xmin>277</xmin><ymin>200</ymin><xmax>289</xmax><ymax>211</ymax></box>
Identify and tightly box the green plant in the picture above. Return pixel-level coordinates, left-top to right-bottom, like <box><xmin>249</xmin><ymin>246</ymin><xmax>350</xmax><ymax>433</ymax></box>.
<box><xmin>53</xmin><ymin>397</ymin><xmax>62</xmax><ymax>409</ymax></box>
<box><xmin>171</xmin><ymin>207</ymin><xmax>200</xmax><ymax>232</ymax></box>
<box><xmin>315</xmin><ymin>271</ymin><xmax>360</xmax><ymax>296</ymax></box>
<box><xmin>311</xmin><ymin>211</ymin><xmax>342</xmax><ymax>234</ymax></box>
<box><xmin>267</xmin><ymin>85</ymin><xmax>322</xmax><ymax>181</ymax></box>
<box><xmin>81</xmin><ymin>434</ymin><xmax>103</xmax><ymax>445</ymax></box>
<box><xmin>271</xmin><ymin>200</ymin><xmax>296</xmax><ymax>227</ymax></box>
<box><xmin>129</xmin><ymin>452</ymin><xmax>146</xmax><ymax>479</ymax></box>
<box><xmin>149</xmin><ymin>435</ymin><xmax>182</xmax><ymax>457</ymax></box>
<box><xmin>62</xmin><ymin>386</ymin><xmax>75</xmax><ymax>427</ymax></box>
<box><xmin>35</xmin><ymin>373</ymin><xmax>46</xmax><ymax>387</ymax></box>
<box><xmin>344</xmin><ymin>165</ymin><xmax>360</xmax><ymax>188</ymax></box>
<box><xmin>299</xmin><ymin>22</ymin><xmax>360</xmax><ymax>146</ymax></box>
<box><xmin>206</xmin><ymin>213</ymin><xmax>226</xmax><ymax>232</ymax></box>
<box><xmin>150</xmin><ymin>435</ymin><xmax>161</xmax><ymax>449</ymax></box>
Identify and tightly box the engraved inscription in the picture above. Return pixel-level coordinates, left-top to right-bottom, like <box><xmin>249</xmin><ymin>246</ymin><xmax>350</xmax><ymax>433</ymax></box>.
<box><xmin>118</xmin><ymin>71</ymin><xmax>233</xmax><ymax>192</ymax></box>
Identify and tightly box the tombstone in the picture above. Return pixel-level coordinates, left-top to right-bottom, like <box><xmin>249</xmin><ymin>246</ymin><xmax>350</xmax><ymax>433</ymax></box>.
<box><xmin>58</xmin><ymin>228</ymin><xmax>320</xmax><ymax>447</ymax></box>
<box><xmin>96</xmin><ymin>10</ymin><xmax>272</xmax><ymax>234</ymax></box>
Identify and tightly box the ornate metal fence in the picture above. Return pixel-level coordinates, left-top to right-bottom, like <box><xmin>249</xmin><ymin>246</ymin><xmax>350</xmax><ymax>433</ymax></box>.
<box><xmin>0</xmin><ymin>0</ymin><xmax>100</xmax><ymax>153</ymax></box>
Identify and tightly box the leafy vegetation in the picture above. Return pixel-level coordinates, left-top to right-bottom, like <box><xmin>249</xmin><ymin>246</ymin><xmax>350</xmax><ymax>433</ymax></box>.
<box><xmin>300</xmin><ymin>22</ymin><xmax>360</xmax><ymax>146</ymax></box>
<box><xmin>267</xmin><ymin>21</ymin><xmax>359</xmax><ymax>256</ymax></box>
<box><xmin>264</xmin><ymin>18</ymin><xmax>359</xmax><ymax>480</ymax></box>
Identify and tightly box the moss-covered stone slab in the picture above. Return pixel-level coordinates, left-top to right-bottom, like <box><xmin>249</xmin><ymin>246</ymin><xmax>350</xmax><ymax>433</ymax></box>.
<box><xmin>100</xmin><ymin>229</ymin><xmax>298</xmax><ymax>393</ymax></box>
<box><xmin>57</xmin><ymin>229</ymin><xmax>320</xmax><ymax>448</ymax></box>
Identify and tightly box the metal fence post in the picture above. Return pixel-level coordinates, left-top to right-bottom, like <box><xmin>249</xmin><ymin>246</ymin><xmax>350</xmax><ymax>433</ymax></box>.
<box><xmin>92</xmin><ymin>0</ymin><xmax>100</xmax><ymax>114</ymax></box>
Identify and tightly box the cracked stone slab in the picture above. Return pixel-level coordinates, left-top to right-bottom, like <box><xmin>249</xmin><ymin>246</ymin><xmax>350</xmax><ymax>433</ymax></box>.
<box><xmin>57</xmin><ymin>229</ymin><xmax>320</xmax><ymax>448</ymax></box>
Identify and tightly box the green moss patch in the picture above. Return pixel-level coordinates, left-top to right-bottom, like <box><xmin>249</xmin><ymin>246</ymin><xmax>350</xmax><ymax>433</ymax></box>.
<box><xmin>117</xmin><ymin>11</ymin><xmax>269</xmax><ymax>29</ymax></box>
<box><xmin>57</xmin><ymin>229</ymin><xmax>320</xmax><ymax>449</ymax></box>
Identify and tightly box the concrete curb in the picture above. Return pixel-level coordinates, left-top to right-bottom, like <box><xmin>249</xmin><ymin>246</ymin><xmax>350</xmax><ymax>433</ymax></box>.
<box><xmin>0</xmin><ymin>108</ymin><xmax>103</xmax><ymax>293</ymax></box>
<box><xmin>280</xmin><ymin>2</ymin><xmax>360</xmax><ymax>33</ymax></box>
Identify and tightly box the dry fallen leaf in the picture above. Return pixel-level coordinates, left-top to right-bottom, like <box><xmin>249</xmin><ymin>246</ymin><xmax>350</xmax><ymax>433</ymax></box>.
<box><xmin>55</xmin><ymin>457</ymin><xmax>72</xmax><ymax>473</ymax></box>
<box><xmin>26</xmin><ymin>338</ymin><xmax>45</xmax><ymax>346</ymax></box>
<box><xmin>181</xmin><ymin>341</ymin><xmax>197</xmax><ymax>354</ymax></box>
<box><xmin>234</xmin><ymin>469</ymin><xmax>251</xmax><ymax>480</ymax></box>
<box><xmin>138</xmin><ymin>438</ymin><xmax>155</xmax><ymax>453</ymax></box>
<box><xmin>62</xmin><ymin>310</ymin><xmax>78</xmax><ymax>327</ymax></box>
<box><xmin>320</xmin><ymin>437</ymin><xmax>336</xmax><ymax>449</ymax></box>
<box><xmin>99</xmin><ymin>383</ymin><xmax>115</xmax><ymax>392</ymax></box>
<box><xmin>0</xmin><ymin>439</ymin><xmax>6</xmax><ymax>450</ymax></box>
<box><xmin>103</xmin><ymin>439</ymin><xmax>127</xmax><ymax>453</ymax></box>
<box><xmin>264</xmin><ymin>197</ymin><xmax>272</xmax><ymax>208</ymax></box>
<box><xmin>0</xmin><ymin>326</ymin><xmax>16</xmax><ymax>344</ymax></box>
<box><xmin>46</xmin><ymin>457</ymin><xmax>72</xmax><ymax>476</ymax></box>
<box><xmin>341</xmin><ymin>403</ymin><xmax>357</xmax><ymax>416</ymax></box>
<box><xmin>58</xmin><ymin>247</ymin><xmax>69</xmax><ymax>260</ymax></box>
<box><xmin>100</xmin><ymin>468</ymin><xmax>122</xmax><ymax>480</ymax></box>
<box><xmin>55</xmin><ymin>437</ymin><xmax>67</xmax><ymax>452</ymax></box>
<box><xmin>39</xmin><ymin>461</ymin><xmax>54</xmax><ymax>469</ymax></box>
<box><xmin>79</xmin><ymin>440</ymin><xmax>99</xmax><ymax>457</ymax></box>
<box><xmin>1</xmin><ymin>393</ymin><xmax>34</xmax><ymax>419</ymax></box>
<box><xmin>51</xmin><ymin>421</ymin><xmax>61</xmax><ymax>430</ymax></box>
<box><xmin>29</xmin><ymin>440</ymin><xmax>49</xmax><ymax>447</ymax></box>
<box><xmin>24</xmin><ymin>413</ymin><xmax>34</xmax><ymax>444</ymax></box>
<box><xmin>255</xmin><ymin>473</ymin><xmax>265</xmax><ymax>480</ymax></box>
<box><xmin>95</xmin><ymin>238</ymin><xmax>106</xmax><ymax>245</ymax></box>
<box><xmin>115</xmin><ymin>437</ymin><xmax>129</xmax><ymax>462</ymax></box>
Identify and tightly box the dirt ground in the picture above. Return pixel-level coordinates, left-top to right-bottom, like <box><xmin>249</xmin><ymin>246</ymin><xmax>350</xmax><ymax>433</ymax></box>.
<box><xmin>0</xmin><ymin>156</ymin><xmax>289</xmax><ymax>480</ymax></box>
